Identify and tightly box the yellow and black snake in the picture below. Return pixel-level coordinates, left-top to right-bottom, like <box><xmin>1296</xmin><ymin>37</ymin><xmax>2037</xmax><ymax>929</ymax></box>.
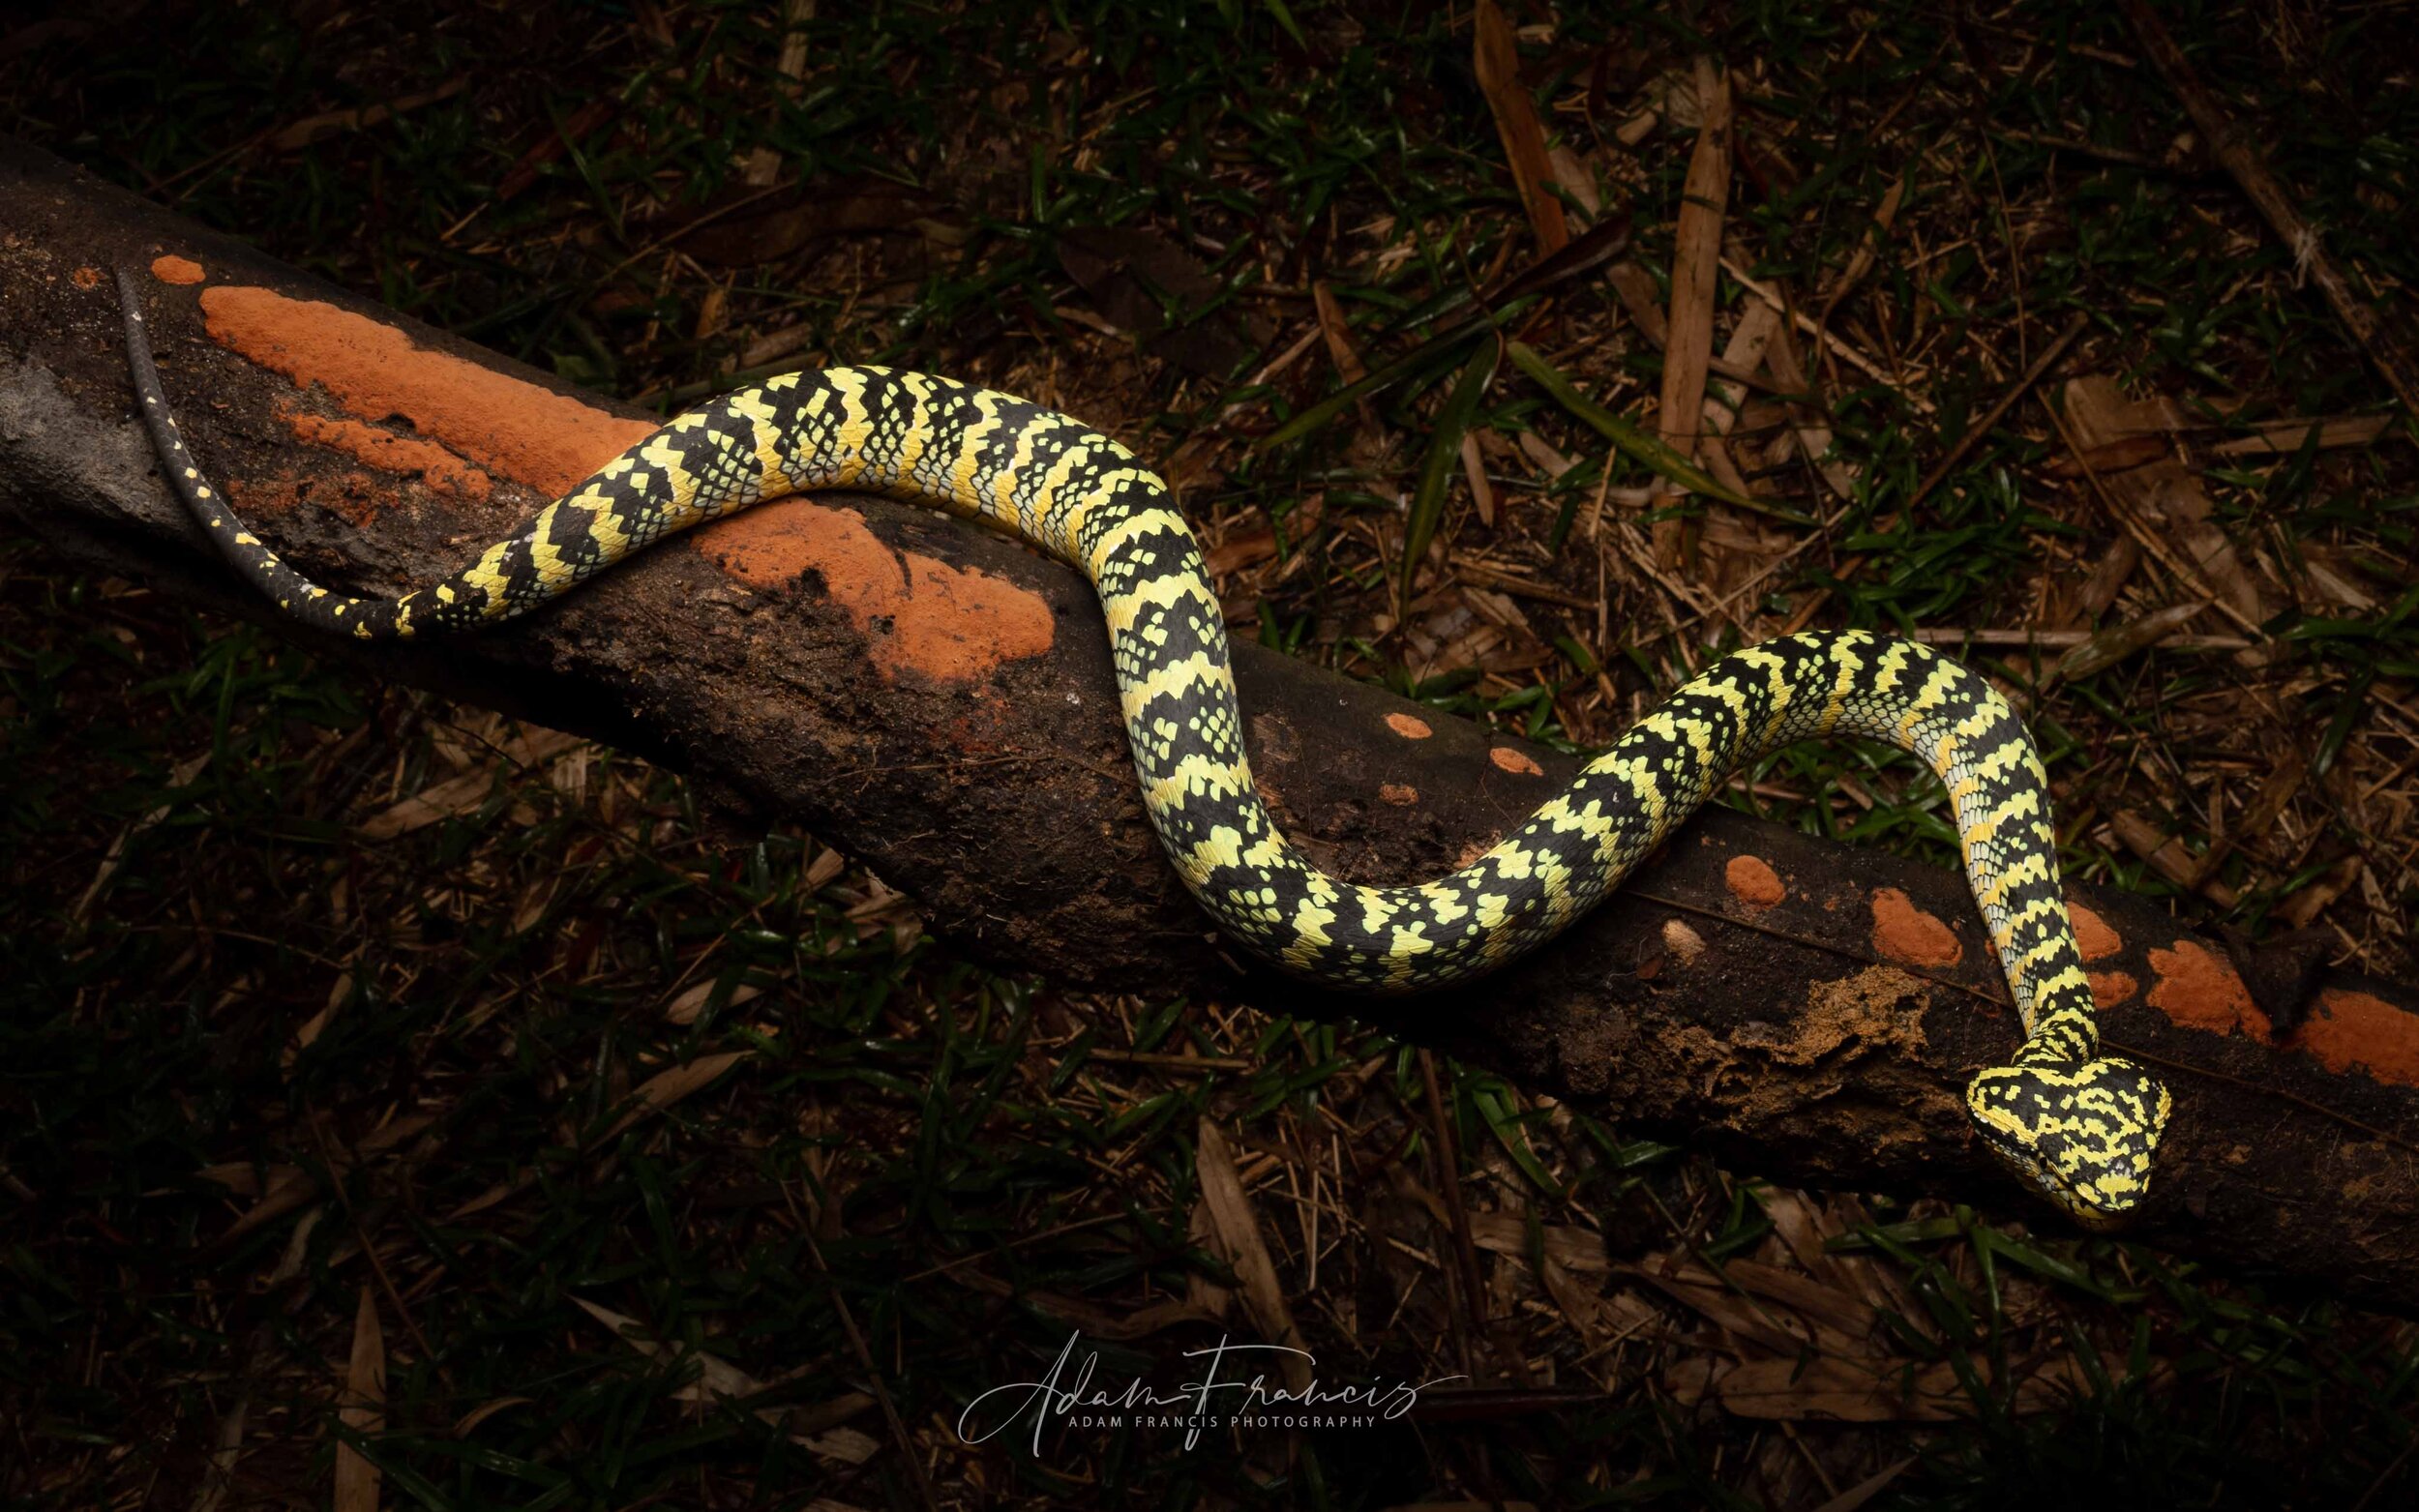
<box><xmin>115</xmin><ymin>267</ymin><xmax>2169</xmax><ymax>1227</ymax></box>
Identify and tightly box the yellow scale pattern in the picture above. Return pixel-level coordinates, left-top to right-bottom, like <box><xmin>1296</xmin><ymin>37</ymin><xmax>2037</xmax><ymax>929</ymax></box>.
<box><xmin>114</xmin><ymin>268</ymin><xmax>2170</xmax><ymax>1227</ymax></box>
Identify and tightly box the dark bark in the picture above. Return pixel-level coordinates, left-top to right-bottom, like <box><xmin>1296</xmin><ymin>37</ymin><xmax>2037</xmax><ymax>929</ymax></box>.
<box><xmin>7</xmin><ymin>135</ymin><xmax>2419</xmax><ymax>1309</ymax></box>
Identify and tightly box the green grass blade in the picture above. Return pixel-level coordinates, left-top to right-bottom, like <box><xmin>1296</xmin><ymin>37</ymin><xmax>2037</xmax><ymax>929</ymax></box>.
<box><xmin>1505</xmin><ymin>341</ymin><xmax>1811</xmax><ymax>523</ymax></box>
<box><xmin>1256</xmin><ymin>222</ymin><xmax>1632</xmax><ymax>452</ymax></box>
<box><xmin>1379</xmin><ymin>213</ymin><xmax>1635</xmax><ymax>341</ymax></box>
<box><xmin>1259</xmin><ymin>329</ymin><xmax>1479</xmax><ymax>452</ymax></box>
<box><xmin>1259</xmin><ymin>0</ymin><xmax>1307</xmax><ymax>48</ymax></box>
<box><xmin>1260</xmin><ymin>295</ymin><xmax>1541</xmax><ymax>451</ymax></box>
<box><xmin>1472</xmin><ymin>1078</ymin><xmax>1565</xmax><ymax>1199</ymax></box>
<box><xmin>2316</xmin><ymin>660</ymin><xmax>2378</xmax><ymax>778</ymax></box>
<box><xmin>1402</xmin><ymin>336</ymin><xmax>1501</xmax><ymax>613</ymax></box>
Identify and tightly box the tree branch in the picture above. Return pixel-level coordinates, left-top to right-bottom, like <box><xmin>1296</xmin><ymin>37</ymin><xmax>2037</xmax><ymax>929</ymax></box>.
<box><xmin>8</xmin><ymin>135</ymin><xmax>2419</xmax><ymax>1306</ymax></box>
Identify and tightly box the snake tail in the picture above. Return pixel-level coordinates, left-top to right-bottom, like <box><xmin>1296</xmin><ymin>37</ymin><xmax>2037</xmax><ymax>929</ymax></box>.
<box><xmin>115</xmin><ymin>268</ymin><xmax>2168</xmax><ymax>1226</ymax></box>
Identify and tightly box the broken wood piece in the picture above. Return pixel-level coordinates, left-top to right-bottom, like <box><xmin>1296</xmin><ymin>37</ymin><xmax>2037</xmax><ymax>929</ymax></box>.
<box><xmin>2109</xmin><ymin>809</ymin><xmax>2240</xmax><ymax>907</ymax></box>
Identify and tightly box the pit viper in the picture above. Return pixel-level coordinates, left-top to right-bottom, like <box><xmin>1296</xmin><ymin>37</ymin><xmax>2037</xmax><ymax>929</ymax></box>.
<box><xmin>114</xmin><ymin>267</ymin><xmax>2169</xmax><ymax>1226</ymax></box>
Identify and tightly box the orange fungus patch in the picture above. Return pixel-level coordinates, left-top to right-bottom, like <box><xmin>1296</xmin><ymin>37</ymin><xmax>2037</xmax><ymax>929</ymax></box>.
<box><xmin>1726</xmin><ymin>855</ymin><xmax>1785</xmax><ymax>908</ymax></box>
<box><xmin>195</xmin><ymin>282</ymin><xmax>650</xmax><ymax>499</ymax></box>
<box><xmin>151</xmin><ymin>254</ymin><xmax>206</xmax><ymax>286</ymax></box>
<box><xmin>2089</xmin><ymin>971</ymin><xmax>2138</xmax><ymax>1008</ymax></box>
<box><xmin>2289</xmin><ymin>991</ymin><xmax>2419</xmax><ymax>1089</ymax></box>
<box><xmin>282</xmin><ymin>411</ymin><xmax>493</xmax><ymax>501</ymax></box>
<box><xmin>224</xmin><ymin>473</ymin><xmax>310</xmax><ymax>518</ymax></box>
<box><xmin>2146</xmin><ymin>939</ymin><xmax>2272</xmax><ymax>1040</ymax></box>
<box><xmin>1870</xmin><ymin>888</ymin><xmax>1961</xmax><ymax>968</ymax></box>
<box><xmin>1386</xmin><ymin>713</ymin><xmax>1432</xmax><ymax>740</ymax></box>
<box><xmin>225</xmin><ymin>470</ymin><xmax>393</xmax><ymax>530</ymax></box>
<box><xmin>1379</xmin><ymin>783</ymin><xmax>1419</xmax><ymax>807</ymax></box>
<box><xmin>1490</xmin><ymin>747</ymin><xmax>1543</xmax><ymax>777</ymax></box>
<box><xmin>695</xmin><ymin>500</ymin><xmax>1052</xmax><ymax>684</ymax></box>
<box><xmin>2068</xmin><ymin>902</ymin><xmax>2121</xmax><ymax>961</ymax></box>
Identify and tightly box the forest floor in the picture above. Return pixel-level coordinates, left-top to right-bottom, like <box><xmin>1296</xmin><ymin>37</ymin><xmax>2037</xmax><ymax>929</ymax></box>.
<box><xmin>4</xmin><ymin>1</ymin><xmax>2419</xmax><ymax>1508</ymax></box>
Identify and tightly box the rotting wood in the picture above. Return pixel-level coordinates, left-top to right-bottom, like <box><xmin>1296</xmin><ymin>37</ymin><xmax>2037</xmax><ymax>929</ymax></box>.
<box><xmin>9</xmin><ymin>137</ymin><xmax>2419</xmax><ymax>1309</ymax></box>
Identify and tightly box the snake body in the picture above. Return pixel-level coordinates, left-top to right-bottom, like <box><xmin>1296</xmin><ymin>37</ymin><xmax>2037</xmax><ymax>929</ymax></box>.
<box><xmin>115</xmin><ymin>268</ymin><xmax>2168</xmax><ymax>1226</ymax></box>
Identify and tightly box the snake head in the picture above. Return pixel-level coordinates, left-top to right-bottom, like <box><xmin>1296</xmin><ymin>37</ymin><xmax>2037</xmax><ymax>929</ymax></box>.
<box><xmin>1964</xmin><ymin>1057</ymin><xmax>2173</xmax><ymax>1230</ymax></box>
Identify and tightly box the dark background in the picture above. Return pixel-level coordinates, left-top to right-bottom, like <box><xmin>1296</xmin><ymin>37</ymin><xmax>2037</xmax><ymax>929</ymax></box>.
<box><xmin>5</xmin><ymin>2</ymin><xmax>2419</xmax><ymax>1507</ymax></box>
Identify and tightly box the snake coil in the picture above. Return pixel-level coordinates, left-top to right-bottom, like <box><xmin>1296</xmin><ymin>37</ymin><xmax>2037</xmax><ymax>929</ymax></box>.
<box><xmin>115</xmin><ymin>267</ymin><xmax>2169</xmax><ymax>1226</ymax></box>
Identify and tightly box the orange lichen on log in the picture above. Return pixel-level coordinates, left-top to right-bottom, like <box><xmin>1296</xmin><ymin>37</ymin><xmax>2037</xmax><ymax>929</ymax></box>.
<box><xmin>2146</xmin><ymin>938</ymin><xmax>2273</xmax><ymax>1040</ymax></box>
<box><xmin>2287</xmin><ymin>990</ymin><xmax>2419</xmax><ymax>1089</ymax></box>
<box><xmin>1490</xmin><ymin>747</ymin><xmax>1543</xmax><ymax>777</ymax></box>
<box><xmin>696</xmin><ymin>500</ymin><xmax>1052</xmax><ymax>684</ymax></box>
<box><xmin>2068</xmin><ymin>902</ymin><xmax>2122</xmax><ymax>961</ymax></box>
<box><xmin>2089</xmin><ymin>971</ymin><xmax>2138</xmax><ymax>1008</ymax></box>
<box><xmin>224</xmin><ymin>470</ymin><xmax>396</xmax><ymax>530</ymax></box>
<box><xmin>1869</xmin><ymin>888</ymin><xmax>1961</xmax><ymax>968</ymax></box>
<box><xmin>1386</xmin><ymin>713</ymin><xmax>1433</xmax><ymax>740</ymax></box>
<box><xmin>1726</xmin><ymin>855</ymin><xmax>1785</xmax><ymax>908</ymax></box>
<box><xmin>282</xmin><ymin>411</ymin><xmax>493</xmax><ymax>501</ymax></box>
<box><xmin>194</xmin><ymin>282</ymin><xmax>650</xmax><ymax>497</ymax></box>
<box><xmin>151</xmin><ymin>254</ymin><xmax>206</xmax><ymax>286</ymax></box>
<box><xmin>174</xmin><ymin>274</ymin><xmax>1060</xmax><ymax>681</ymax></box>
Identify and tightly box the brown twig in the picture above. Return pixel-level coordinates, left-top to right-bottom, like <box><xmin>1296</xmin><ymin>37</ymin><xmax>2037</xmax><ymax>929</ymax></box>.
<box><xmin>1811</xmin><ymin>175</ymin><xmax>1907</xmax><ymax>367</ymax></box>
<box><xmin>1904</xmin><ymin>312</ymin><xmax>2092</xmax><ymax>514</ymax></box>
<box><xmin>1779</xmin><ymin>312</ymin><xmax>2089</xmax><ymax>635</ymax></box>
<box><xmin>1417</xmin><ymin>1048</ymin><xmax>1491</xmax><ymax>1381</ymax></box>
<box><xmin>789</xmin><ymin>1189</ymin><xmax>942</xmax><ymax>1512</ymax></box>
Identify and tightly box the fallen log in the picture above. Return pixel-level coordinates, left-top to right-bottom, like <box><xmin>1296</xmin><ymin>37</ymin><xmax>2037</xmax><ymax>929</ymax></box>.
<box><xmin>6</xmin><ymin>135</ymin><xmax>2419</xmax><ymax>1309</ymax></box>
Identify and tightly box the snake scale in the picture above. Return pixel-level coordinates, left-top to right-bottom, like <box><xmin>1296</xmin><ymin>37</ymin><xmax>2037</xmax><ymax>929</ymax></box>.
<box><xmin>115</xmin><ymin>267</ymin><xmax>2168</xmax><ymax>1227</ymax></box>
